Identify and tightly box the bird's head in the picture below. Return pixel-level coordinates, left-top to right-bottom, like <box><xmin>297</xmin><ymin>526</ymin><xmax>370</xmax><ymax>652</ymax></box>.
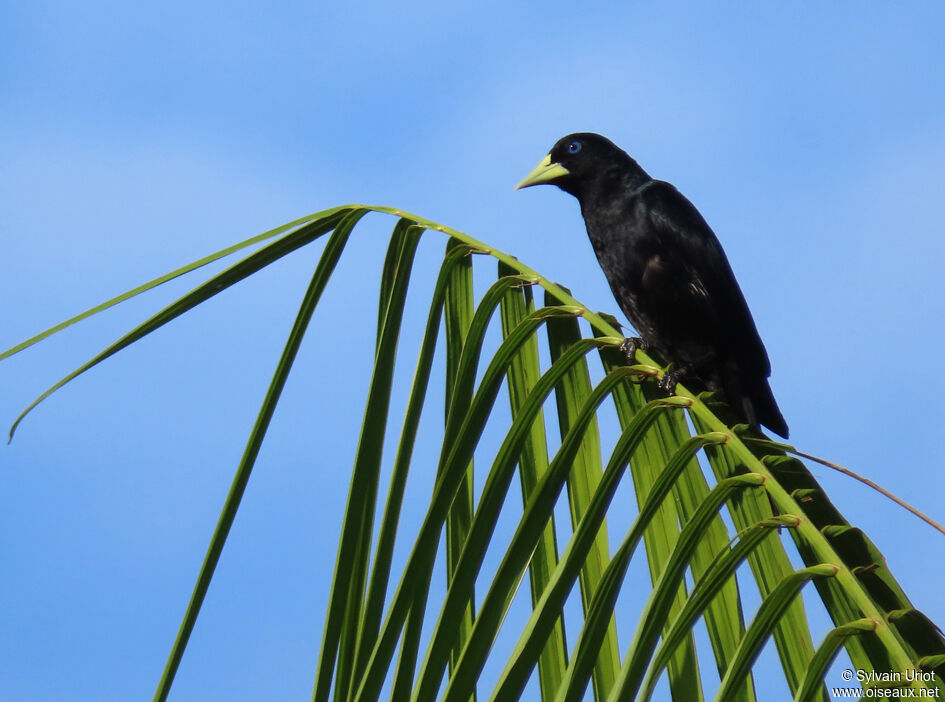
<box><xmin>515</xmin><ymin>132</ymin><xmax>633</xmax><ymax>197</ymax></box>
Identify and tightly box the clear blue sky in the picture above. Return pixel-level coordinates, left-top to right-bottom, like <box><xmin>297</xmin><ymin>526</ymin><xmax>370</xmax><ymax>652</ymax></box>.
<box><xmin>2</xmin><ymin>2</ymin><xmax>944</xmax><ymax>700</ymax></box>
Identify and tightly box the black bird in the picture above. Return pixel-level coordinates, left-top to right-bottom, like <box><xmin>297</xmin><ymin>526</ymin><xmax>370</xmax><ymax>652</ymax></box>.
<box><xmin>516</xmin><ymin>133</ymin><xmax>789</xmax><ymax>438</ymax></box>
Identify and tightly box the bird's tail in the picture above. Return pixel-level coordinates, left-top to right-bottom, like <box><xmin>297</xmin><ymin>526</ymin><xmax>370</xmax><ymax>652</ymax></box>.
<box><xmin>722</xmin><ymin>363</ymin><xmax>789</xmax><ymax>439</ymax></box>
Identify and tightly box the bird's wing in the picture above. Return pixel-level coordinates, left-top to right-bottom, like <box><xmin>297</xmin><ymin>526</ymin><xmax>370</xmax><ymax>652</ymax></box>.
<box><xmin>639</xmin><ymin>180</ymin><xmax>771</xmax><ymax>375</ymax></box>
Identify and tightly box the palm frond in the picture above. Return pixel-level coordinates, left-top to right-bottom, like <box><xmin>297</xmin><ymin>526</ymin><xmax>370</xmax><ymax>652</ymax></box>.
<box><xmin>6</xmin><ymin>205</ymin><xmax>943</xmax><ymax>701</ymax></box>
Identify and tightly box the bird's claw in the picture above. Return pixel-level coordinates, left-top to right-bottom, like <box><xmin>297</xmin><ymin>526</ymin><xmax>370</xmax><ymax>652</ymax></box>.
<box><xmin>658</xmin><ymin>367</ymin><xmax>682</xmax><ymax>394</ymax></box>
<box><xmin>619</xmin><ymin>337</ymin><xmax>647</xmax><ymax>362</ymax></box>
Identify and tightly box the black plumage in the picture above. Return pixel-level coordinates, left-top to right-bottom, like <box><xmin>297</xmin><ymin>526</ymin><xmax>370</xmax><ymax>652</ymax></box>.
<box><xmin>517</xmin><ymin>132</ymin><xmax>789</xmax><ymax>438</ymax></box>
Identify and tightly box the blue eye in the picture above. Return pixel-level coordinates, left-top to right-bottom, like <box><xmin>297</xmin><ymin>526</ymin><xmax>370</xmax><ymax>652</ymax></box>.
<box><xmin>568</xmin><ymin>140</ymin><xmax>582</xmax><ymax>154</ymax></box>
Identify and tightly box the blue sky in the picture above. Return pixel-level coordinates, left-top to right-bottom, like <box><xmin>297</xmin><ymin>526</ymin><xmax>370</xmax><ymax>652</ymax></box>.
<box><xmin>2</xmin><ymin>2</ymin><xmax>944</xmax><ymax>700</ymax></box>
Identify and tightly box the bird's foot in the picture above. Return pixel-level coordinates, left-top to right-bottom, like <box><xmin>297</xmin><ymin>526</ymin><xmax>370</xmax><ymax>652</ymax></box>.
<box><xmin>658</xmin><ymin>366</ymin><xmax>685</xmax><ymax>394</ymax></box>
<box><xmin>658</xmin><ymin>351</ymin><xmax>714</xmax><ymax>394</ymax></box>
<box><xmin>619</xmin><ymin>337</ymin><xmax>648</xmax><ymax>363</ymax></box>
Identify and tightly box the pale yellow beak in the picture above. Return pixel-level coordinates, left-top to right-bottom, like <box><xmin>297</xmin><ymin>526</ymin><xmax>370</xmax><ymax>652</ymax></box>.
<box><xmin>515</xmin><ymin>154</ymin><xmax>570</xmax><ymax>190</ymax></box>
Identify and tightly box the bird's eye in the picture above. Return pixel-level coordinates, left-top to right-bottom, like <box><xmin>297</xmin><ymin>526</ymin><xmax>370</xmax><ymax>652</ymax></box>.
<box><xmin>567</xmin><ymin>140</ymin><xmax>582</xmax><ymax>154</ymax></box>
